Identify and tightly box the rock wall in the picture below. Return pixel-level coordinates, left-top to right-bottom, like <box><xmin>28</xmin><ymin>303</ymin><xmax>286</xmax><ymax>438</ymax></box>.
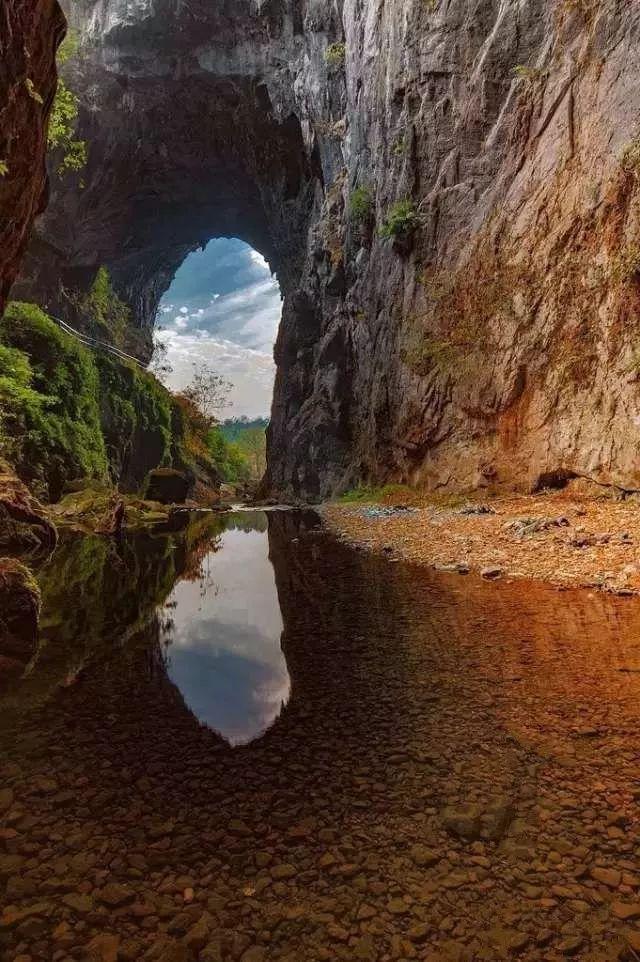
<box><xmin>0</xmin><ymin>0</ymin><xmax>65</xmax><ymax>314</ymax></box>
<box><xmin>15</xmin><ymin>0</ymin><xmax>640</xmax><ymax>497</ymax></box>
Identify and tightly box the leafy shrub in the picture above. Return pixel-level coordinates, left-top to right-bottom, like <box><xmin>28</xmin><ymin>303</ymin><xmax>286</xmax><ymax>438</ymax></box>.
<box><xmin>207</xmin><ymin>427</ymin><xmax>251</xmax><ymax>483</ymax></box>
<box><xmin>349</xmin><ymin>186</ymin><xmax>374</xmax><ymax>224</ymax></box>
<box><xmin>380</xmin><ymin>200</ymin><xmax>418</xmax><ymax>239</ymax></box>
<box><xmin>48</xmin><ymin>32</ymin><xmax>87</xmax><ymax>176</ymax></box>
<box><xmin>325</xmin><ymin>42</ymin><xmax>346</xmax><ymax>68</ymax></box>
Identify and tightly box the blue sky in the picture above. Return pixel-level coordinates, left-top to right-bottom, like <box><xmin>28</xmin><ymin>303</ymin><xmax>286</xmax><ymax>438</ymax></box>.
<box><xmin>157</xmin><ymin>237</ymin><xmax>282</xmax><ymax>417</ymax></box>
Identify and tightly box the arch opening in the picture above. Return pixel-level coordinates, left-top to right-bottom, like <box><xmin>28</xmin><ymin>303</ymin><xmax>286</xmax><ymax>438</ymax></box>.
<box><xmin>155</xmin><ymin>237</ymin><xmax>281</xmax><ymax>424</ymax></box>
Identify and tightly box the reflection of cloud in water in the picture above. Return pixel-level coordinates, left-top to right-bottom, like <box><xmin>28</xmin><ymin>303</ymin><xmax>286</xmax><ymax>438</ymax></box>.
<box><xmin>165</xmin><ymin>624</ymin><xmax>289</xmax><ymax>746</ymax></box>
<box><xmin>160</xmin><ymin>520</ymin><xmax>289</xmax><ymax>745</ymax></box>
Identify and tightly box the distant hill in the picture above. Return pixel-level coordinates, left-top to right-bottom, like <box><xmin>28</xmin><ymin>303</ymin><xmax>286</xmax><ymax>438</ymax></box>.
<box><xmin>218</xmin><ymin>417</ymin><xmax>269</xmax><ymax>443</ymax></box>
<box><xmin>214</xmin><ymin>418</ymin><xmax>269</xmax><ymax>481</ymax></box>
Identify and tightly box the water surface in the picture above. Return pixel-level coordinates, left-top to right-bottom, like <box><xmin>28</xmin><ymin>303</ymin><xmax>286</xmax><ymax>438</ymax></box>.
<box><xmin>159</xmin><ymin>511</ymin><xmax>289</xmax><ymax>744</ymax></box>
<box><xmin>3</xmin><ymin>510</ymin><xmax>640</xmax><ymax>961</ymax></box>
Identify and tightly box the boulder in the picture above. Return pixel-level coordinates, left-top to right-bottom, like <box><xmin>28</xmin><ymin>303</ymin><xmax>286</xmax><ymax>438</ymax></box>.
<box><xmin>0</xmin><ymin>463</ymin><xmax>57</xmax><ymax>552</ymax></box>
<box><xmin>144</xmin><ymin>469</ymin><xmax>194</xmax><ymax>505</ymax></box>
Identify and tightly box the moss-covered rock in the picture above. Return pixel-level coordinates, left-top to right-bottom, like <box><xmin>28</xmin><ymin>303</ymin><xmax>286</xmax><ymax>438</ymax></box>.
<box><xmin>50</xmin><ymin>487</ymin><xmax>172</xmax><ymax>532</ymax></box>
<box><xmin>95</xmin><ymin>352</ymin><xmax>174</xmax><ymax>491</ymax></box>
<box><xmin>0</xmin><ymin>302</ymin><xmax>223</xmax><ymax>503</ymax></box>
<box><xmin>0</xmin><ymin>302</ymin><xmax>107</xmax><ymax>500</ymax></box>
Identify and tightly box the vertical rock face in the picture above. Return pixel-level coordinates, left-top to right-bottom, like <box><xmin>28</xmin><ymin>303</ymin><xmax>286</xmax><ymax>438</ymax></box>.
<box><xmin>15</xmin><ymin>0</ymin><xmax>640</xmax><ymax>497</ymax></box>
<box><xmin>0</xmin><ymin>0</ymin><xmax>65</xmax><ymax>314</ymax></box>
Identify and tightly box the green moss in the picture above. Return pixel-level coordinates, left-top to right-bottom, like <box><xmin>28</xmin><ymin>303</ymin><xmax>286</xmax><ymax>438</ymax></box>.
<box><xmin>70</xmin><ymin>266</ymin><xmax>136</xmax><ymax>351</ymax></box>
<box><xmin>0</xmin><ymin>303</ymin><xmax>108</xmax><ymax>500</ymax></box>
<box><xmin>95</xmin><ymin>351</ymin><xmax>174</xmax><ymax>485</ymax></box>
<box><xmin>0</xmin><ymin>300</ymin><xmax>228</xmax><ymax>502</ymax></box>
<box><xmin>325</xmin><ymin>42</ymin><xmax>346</xmax><ymax>68</ymax></box>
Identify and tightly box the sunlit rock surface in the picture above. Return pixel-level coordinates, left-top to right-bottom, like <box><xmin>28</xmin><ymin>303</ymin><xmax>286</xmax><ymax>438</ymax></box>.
<box><xmin>16</xmin><ymin>1</ymin><xmax>640</xmax><ymax>497</ymax></box>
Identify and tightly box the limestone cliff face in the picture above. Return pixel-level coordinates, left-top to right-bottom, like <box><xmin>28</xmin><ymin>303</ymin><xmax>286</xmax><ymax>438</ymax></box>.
<box><xmin>16</xmin><ymin>0</ymin><xmax>640</xmax><ymax>497</ymax></box>
<box><xmin>0</xmin><ymin>0</ymin><xmax>65</xmax><ymax>314</ymax></box>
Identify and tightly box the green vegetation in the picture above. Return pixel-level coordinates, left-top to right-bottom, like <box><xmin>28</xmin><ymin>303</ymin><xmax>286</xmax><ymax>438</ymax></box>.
<box><xmin>24</xmin><ymin>78</ymin><xmax>44</xmax><ymax>104</ymax></box>
<box><xmin>0</xmin><ymin>301</ymin><xmax>229</xmax><ymax>501</ymax></box>
<box><xmin>0</xmin><ymin>160</ymin><xmax>8</xmax><ymax>177</ymax></box>
<box><xmin>380</xmin><ymin>200</ymin><xmax>418</xmax><ymax>240</ymax></box>
<box><xmin>0</xmin><ymin>298</ymin><xmax>262</xmax><ymax>501</ymax></box>
<box><xmin>0</xmin><ymin>303</ymin><xmax>108</xmax><ymax>500</ymax></box>
<box><xmin>610</xmin><ymin>244</ymin><xmax>640</xmax><ymax>285</ymax></box>
<box><xmin>48</xmin><ymin>32</ymin><xmax>87</xmax><ymax>176</ymax></box>
<box><xmin>339</xmin><ymin>483</ymin><xmax>414</xmax><ymax>504</ymax></box>
<box><xmin>207</xmin><ymin>428</ymin><xmax>252</xmax><ymax>483</ymax></box>
<box><xmin>349</xmin><ymin>186</ymin><xmax>374</xmax><ymax>225</ymax></box>
<box><xmin>95</xmin><ymin>351</ymin><xmax>174</xmax><ymax>485</ymax></box>
<box><xmin>67</xmin><ymin>266</ymin><xmax>139</xmax><ymax>352</ymax></box>
<box><xmin>621</xmin><ymin>138</ymin><xmax>640</xmax><ymax>180</ymax></box>
<box><xmin>513</xmin><ymin>64</ymin><xmax>544</xmax><ymax>85</ymax></box>
<box><xmin>214</xmin><ymin>418</ymin><xmax>269</xmax><ymax>482</ymax></box>
<box><xmin>325</xmin><ymin>42</ymin><xmax>346</xmax><ymax>68</ymax></box>
<box><xmin>218</xmin><ymin>417</ymin><xmax>269</xmax><ymax>443</ymax></box>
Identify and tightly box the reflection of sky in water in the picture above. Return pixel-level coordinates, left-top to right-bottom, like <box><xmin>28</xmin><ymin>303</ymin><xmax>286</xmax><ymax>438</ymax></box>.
<box><xmin>160</xmin><ymin>516</ymin><xmax>289</xmax><ymax>745</ymax></box>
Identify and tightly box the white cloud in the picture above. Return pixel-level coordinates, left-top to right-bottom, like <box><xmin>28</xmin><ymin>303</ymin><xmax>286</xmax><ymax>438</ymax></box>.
<box><xmin>249</xmin><ymin>249</ymin><xmax>270</xmax><ymax>271</ymax></box>
<box><xmin>157</xmin><ymin>329</ymin><xmax>275</xmax><ymax>419</ymax></box>
<box><xmin>158</xmin><ymin>238</ymin><xmax>282</xmax><ymax>417</ymax></box>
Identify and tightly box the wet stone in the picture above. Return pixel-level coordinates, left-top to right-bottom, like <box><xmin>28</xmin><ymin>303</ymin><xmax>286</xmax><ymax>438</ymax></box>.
<box><xmin>97</xmin><ymin>883</ymin><xmax>135</xmax><ymax>907</ymax></box>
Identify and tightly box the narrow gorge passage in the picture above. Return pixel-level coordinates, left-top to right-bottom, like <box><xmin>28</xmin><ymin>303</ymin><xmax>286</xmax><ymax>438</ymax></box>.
<box><xmin>3</xmin><ymin>513</ymin><xmax>640</xmax><ymax>961</ymax></box>
<box><xmin>4</xmin><ymin>2</ymin><xmax>640</xmax><ymax>962</ymax></box>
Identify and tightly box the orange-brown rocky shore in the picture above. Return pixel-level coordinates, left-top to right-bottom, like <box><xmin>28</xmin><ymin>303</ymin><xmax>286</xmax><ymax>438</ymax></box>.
<box><xmin>322</xmin><ymin>489</ymin><xmax>640</xmax><ymax>595</ymax></box>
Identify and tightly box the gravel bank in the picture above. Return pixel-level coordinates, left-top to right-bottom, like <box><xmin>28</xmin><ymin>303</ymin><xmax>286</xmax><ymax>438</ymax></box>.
<box><xmin>322</xmin><ymin>492</ymin><xmax>640</xmax><ymax>594</ymax></box>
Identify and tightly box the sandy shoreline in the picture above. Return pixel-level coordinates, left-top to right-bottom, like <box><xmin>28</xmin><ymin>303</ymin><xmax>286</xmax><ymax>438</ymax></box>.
<box><xmin>321</xmin><ymin>491</ymin><xmax>640</xmax><ymax>595</ymax></box>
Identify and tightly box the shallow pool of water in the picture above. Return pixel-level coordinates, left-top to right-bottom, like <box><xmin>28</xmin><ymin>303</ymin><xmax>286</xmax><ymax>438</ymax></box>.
<box><xmin>4</xmin><ymin>509</ymin><xmax>640</xmax><ymax>961</ymax></box>
<box><xmin>159</xmin><ymin>511</ymin><xmax>289</xmax><ymax>744</ymax></box>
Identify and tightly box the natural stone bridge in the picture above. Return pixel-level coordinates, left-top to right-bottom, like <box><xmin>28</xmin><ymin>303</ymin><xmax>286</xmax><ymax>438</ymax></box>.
<box><xmin>14</xmin><ymin>0</ymin><xmax>640</xmax><ymax>498</ymax></box>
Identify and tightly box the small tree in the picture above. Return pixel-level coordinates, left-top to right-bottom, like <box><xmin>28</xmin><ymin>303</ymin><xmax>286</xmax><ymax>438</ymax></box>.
<box><xmin>180</xmin><ymin>362</ymin><xmax>232</xmax><ymax>427</ymax></box>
